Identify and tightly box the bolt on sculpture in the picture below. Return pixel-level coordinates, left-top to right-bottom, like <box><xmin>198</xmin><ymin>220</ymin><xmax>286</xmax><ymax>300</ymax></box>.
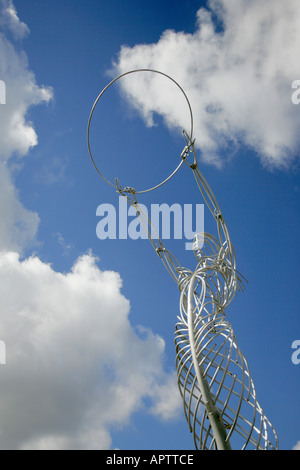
<box><xmin>87</xmin><ymin>69</ymin><xmax>279</xmax><ymax>450</ymax></box>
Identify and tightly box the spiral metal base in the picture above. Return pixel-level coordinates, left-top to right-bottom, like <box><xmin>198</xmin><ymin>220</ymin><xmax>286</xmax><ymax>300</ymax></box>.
<box><xmin>175</xmin><ymin>234</ymin><xmax>278</xmax><ymax>450</ymax></box>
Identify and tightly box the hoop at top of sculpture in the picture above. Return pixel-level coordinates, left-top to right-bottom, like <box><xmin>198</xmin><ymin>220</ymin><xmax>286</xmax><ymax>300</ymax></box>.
<box><xmin>87</xmin><ymin>69</ymin><xmax>195</xmax><ymax>194</ymax></box>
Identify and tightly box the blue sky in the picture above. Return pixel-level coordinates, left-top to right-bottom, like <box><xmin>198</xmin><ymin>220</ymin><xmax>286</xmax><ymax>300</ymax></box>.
<box><xmin>0</xmin><ymin>0</ymin><xmax>299</xmax><ymax>450</ymax></box>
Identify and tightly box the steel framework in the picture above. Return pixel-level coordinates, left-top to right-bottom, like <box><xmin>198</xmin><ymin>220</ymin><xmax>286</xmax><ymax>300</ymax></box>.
<box><xmin>87</xmin><ymin>69</ymin><xmax>279</xmax><ymax>450</ymax></box>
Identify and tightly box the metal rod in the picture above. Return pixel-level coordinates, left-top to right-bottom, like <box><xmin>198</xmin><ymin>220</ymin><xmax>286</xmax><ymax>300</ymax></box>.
<box><xmin>187</xmin><ymin>273</ymin><xmax>231</xmax><ymax>450</ymax></box>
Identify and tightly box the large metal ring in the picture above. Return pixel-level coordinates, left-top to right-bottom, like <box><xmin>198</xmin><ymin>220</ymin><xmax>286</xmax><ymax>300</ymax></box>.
<box><xmin>87</xmin><ymin>69</ymin><xmax>194</xmax><ymax>194</ymax></box>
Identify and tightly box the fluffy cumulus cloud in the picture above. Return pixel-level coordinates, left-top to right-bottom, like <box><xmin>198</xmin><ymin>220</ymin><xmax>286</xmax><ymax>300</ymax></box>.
<box><xmin>0</xmin><ymin>0</ymin><xmax>52</xmax><ymax>253</ymax></box>
<box><xmin>0</xmin><ymin>252</ymin><xmax>180</xmax><ymax>449</ymax></box>
<box><xmin>0</xmin><ymin>1</ymin><xmax>181</xmax><ymax>449</ymax></box>
<box><xmin>0</xmin><ymin>2</ymin><xmax>52</xmax><ymax>161</ymax></box>
<box><xmin>113</xmin><ymin>0</ymin><xmax>300</xmax><ymax>168</ymax></box>
<box><xmin>0</xmin><ymin>0</ymin><xmax>29</xmax><ymax>39</ymax></box>
<box><xmin>0</xmin><ymin>164</ymin><xmax>39</xmax><ymax>253</ymax></box>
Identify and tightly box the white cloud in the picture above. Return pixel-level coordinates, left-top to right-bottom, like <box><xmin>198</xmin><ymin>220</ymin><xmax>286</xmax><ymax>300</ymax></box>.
<box><xmin>113</xmin><ymin>0</ymin><xmax>300</xmax><ymax>168</ymax></box>
<box><xmin>0</xmin><ymin>32</ymin><xmax>53</xmax><ymax>161</ymax></box>
<box><xmin>149</xmin><ymin>371</ymin><xmax>182</xmax><ymax>421</ymax></box>
<box><xmin>0</xmin><ymin>252</ymin><xmax>181</xmax><ymax>450</ymax></box>
<box><xmin>0</xmin><ymin>164</ymin><xmax>39</xmax><ymax>253</ymax></box>
<box><xmin>0</xmin><ymin>1</ymin><xmax>53</xmax><ymax>253</ymax></box>
<box><xmin>292</xmin><ymin>441</ymin><xmax>300</xmax><ymax>450</ymax></box>
<box><xmin>0</xmin><ymin>0</ymin><xmax>29</xmax><ymax>39</ymax></box>
<box><xmin>0</xmin><ymin>1</ymin><xmax>182</xmax><ymax>450</ymax></box>
<box><xmin>53</xmin><ymin>232</ymin><xmax>74</xmax><ymax>257</ymax></box>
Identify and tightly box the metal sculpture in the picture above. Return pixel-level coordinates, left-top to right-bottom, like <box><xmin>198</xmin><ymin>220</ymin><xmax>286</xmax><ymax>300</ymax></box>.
<box><xmin>87</xmin><ymin>69</ymin><xmax>279</xmax><ymax>450</ymax></box>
